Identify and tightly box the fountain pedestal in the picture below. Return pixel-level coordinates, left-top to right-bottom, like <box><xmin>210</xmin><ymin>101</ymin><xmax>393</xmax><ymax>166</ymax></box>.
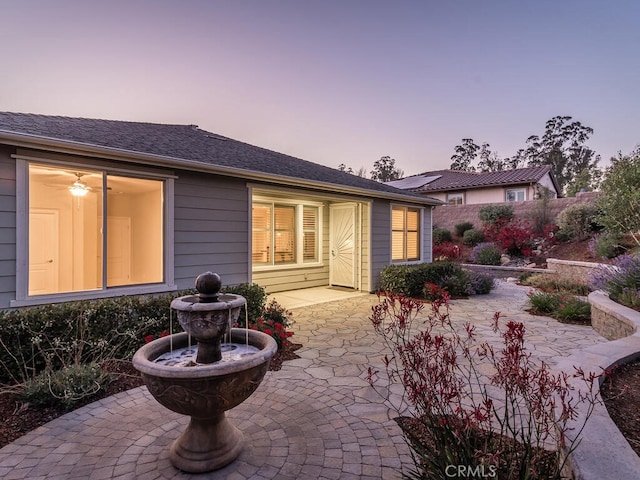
<box><xmin>171</xmin><ymin>413</ymin><xmax>243</xmax><ymax>472</ymax></box>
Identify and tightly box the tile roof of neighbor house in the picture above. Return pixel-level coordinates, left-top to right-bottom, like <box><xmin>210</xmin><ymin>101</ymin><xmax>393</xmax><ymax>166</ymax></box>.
<box><xmin>0</xmin><ymin>112</ymin><xmax>440</xmax><ymax>204</ymax></box>
<box><xmin>388</xmin><ymin>166</ymin><xmax>558</xmax><ymax>194</ymax></box>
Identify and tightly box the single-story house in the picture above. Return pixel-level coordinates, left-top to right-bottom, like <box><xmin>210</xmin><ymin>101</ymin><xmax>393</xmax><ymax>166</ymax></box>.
<box><xmin>0</xmin><ymin>112</ymin><xmax>440</xmax><ymax>309</ymax></box>
<box><xmin>386</xmin><ymin>166</ymin><xmax>560</xmax><ymax>205</ymax></box>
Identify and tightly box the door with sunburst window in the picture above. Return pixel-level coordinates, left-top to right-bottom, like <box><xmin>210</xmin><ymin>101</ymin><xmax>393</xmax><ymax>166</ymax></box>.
<box><xmin>329</xmin><ymin>203</ymin><xmax>357</xmax><ymax>288</ymax></box>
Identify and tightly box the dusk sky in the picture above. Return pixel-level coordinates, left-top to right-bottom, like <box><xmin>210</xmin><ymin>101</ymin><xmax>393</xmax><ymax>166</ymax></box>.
<box><xmin>2</xmin><ymin>1</ymin><xmax>638</xmax><ymax>176</ymax></box>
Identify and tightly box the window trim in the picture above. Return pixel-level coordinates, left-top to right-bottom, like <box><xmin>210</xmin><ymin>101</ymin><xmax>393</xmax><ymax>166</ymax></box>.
<box><xmin>446</xmin><ymin>192</ymin><xmax>464</xmax><ymax>205</ymax></box>
<box><xmin>12</xmin><ymin>158</ymin><xmax>176</xmax><ymax>307</ymax></box>
<box><xmin>390</xmin><ymin>204</ymin><xmax>423</xmax><ymax>264</ymax></box>
<box><xmin>505</xmin><ymin>187</ymin><xmax>526</xmax><ymax>202</ymax></box>
<box><xmin>251</xmin><ymin>196</ymin><xmax>323</xmax><ymax>271</ymax></box>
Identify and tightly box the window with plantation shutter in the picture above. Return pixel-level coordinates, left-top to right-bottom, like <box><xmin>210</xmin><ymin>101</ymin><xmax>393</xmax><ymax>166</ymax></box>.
<box><xmin>252</xmin><ymin>200</ymin><xmax>321</xmax><ymax>267</ymax></box>
<box><xmin>391</xmin><ymin>205</ymin><xmax>421</xmax><ymax>263</ymax></box>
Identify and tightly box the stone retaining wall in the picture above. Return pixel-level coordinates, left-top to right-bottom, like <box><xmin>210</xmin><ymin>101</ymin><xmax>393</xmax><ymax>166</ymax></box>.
<box><xmin>590</xmin><ymin>291</ymin><xmax>639</xmax><ymax>340</ymax></box>
<box><xmin>546</xmin><ymin>258</ymin><xmax>602</xmax><ymax>285</ymax></box>
<box><xmin>432</xmin><ymin>191</ymin><xmax>598</xmax><ymax>232</ymax></box>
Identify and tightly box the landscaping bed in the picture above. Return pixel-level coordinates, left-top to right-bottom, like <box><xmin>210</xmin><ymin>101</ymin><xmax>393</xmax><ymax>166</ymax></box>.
<box><xmin>0</xmin><ymin>341</ymin><xmax>301</xmax><ymax>448</ymax></box>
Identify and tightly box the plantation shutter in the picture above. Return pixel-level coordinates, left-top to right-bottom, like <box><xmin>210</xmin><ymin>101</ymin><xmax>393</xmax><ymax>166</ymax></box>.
<box><xmin>252</xmin><ymin>204</ymin><xmax>272</xmax><ymax>264</ymax></box>
<box><xmin>303</xmin><ymin>206</ymin><xmax>318</xmax><ymax>262</ymax></box>
<box><xmin>406</xmin><ymin>209</ymin><xmax>420</xmax><ymax>261</ymax></box>
<box><xmin>391</xmin><ymin>206</ymin><xmax>405</xmax><ymax>261</ymax></box>
<box><xmin>274</xmin><ymin>205</ymin><xmax>295</xmax><ymax>264</ymax></box>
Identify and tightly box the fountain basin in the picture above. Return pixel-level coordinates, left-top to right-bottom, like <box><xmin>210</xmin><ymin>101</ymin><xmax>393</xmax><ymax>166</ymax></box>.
<box><xmin>132</xmin><ymin>328</ymin><xmax>277</xmax><ymax>472</ymax></box>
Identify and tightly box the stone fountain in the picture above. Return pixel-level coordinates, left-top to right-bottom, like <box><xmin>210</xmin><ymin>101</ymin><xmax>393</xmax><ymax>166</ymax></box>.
<box><xmin>132</xmin><ymin>272</ymin><xmax>277</xmax><ymax>473</ymax></box>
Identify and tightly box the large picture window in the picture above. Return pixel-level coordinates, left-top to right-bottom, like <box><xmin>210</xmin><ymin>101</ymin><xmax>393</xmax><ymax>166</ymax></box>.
<box><xmin>392</xmin><ymin>205</ymin><xmax>421</xmax><ymax>262</ymax></box>
<box><xmin>252</xmin><ymin>201</ymin><xmax>320</xmax><ymax>267</ymax></box>
<box><xmin>27</xmin><ymin>163</ymin><xmax>165</xmax><ymax>296</ymax></box>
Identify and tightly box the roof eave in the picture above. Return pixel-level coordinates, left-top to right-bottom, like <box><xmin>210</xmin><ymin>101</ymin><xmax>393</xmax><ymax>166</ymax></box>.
<box><xmin>0</xmin><ymin>130</ymin><xmax>441</xmax><ymax>206</ymax></box>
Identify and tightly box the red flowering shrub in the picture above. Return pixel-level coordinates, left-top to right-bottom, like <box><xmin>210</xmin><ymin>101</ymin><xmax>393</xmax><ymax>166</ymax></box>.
<box><xmin>240</xmin><ymin>300</ymin><xmax>294</xmax><ymax>349</ymax></box>
<box><xmin>483</xmin><ymin>217</ymin><xmax>534</xmax><ymax>257</ymax></box>
<box><xmin>432</xmin><ymin>241</ymin><xmax>460</xmax><ymax>261</ymax></box>
<box><xmin>143</xmin><ymin>330</ymin><xmax>170</xmax><ymax>344</ymax></box>
<box><xmin>368</xmin><ymin>291</ymin><xmax>601</xmax><ymax>479</ymax></box>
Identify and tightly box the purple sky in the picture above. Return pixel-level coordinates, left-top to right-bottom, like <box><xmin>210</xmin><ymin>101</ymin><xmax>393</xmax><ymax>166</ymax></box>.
<box><xmin>1</xmin><ymin>0</ymin><xmax>638</xmax><ymax>176</ymax></box>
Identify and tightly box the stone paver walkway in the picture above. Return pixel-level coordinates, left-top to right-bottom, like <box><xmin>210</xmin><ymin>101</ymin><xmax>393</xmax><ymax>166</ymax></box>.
<box><xmin>0</xmin><ymin>280</ymin><xmax>607</xmax><ymax>479</ymax></box>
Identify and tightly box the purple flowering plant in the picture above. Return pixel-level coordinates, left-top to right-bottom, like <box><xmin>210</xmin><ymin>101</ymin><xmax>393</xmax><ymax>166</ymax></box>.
<box><xmin>590</xmin><ymin>254</ymin><xmax>640</xmax><ymax>311</ymax></box>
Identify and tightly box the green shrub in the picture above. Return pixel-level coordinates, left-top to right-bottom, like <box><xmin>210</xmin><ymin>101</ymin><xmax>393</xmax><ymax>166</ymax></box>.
<box><xmin>528</xmin><ymin>291</ymin><xmax>591</xmax><ymax>324</ymax></box>
<box><xmin>555</xmin><ymin>297</ymin><xmax>591</xmax><ymax>324</ymax></box>
<box><xmin>18</xmin><ymin>363</ymin><xmax>109</xmax><ymax>410</ymax></box>
<box><xmin>380</xmin><ymin>262</ymin><xmax>493</xmax><ymax>298</ymax></box>
<box><xmin>0</xmin><ymin>284</ymin><xmax>272</xmax><ymax>385</ymax></box>
<box><xmin>454</xmin><ymin>221</ymin><xmax>474</xmax><ymax>237</ymax></box>
<box><xmin>596</xmin><ymin>148</ymin><xmax>640</xmax><ymax>246</ymax></box>
<box><xmin>469</xmin><ymin>242</ymin><xmax>502</xmax><ymax>266</ymax></box>
<box><xmin>462</xmin><ymin>228</ymin><xmax>485</xmax><ymax>246</ymax></box>
<box><xmin>434</xmin><ymin>272</ymin><xmax>472</xmax><ymax>297</ymax></box>
<box><xmin>556</xmin><ymin>203</ymin><xmax>598</xmax><ymax>240</ymax></box>
<box><xmin>379</xmin><ymin>264</ymin><xmax>426</xmax><ymax>297</ymax></box>
<box><xmin>223</xmin><ymin>283</ymin><xmax>268</xmax><ymax>325</ymax></box>
<box><xmin>528</xmin><ymin>291</ymin><xmax>561</xmax><ymax>314</ymax></box>
<box><xmin>432</xmin><ymin>227</ymin><xmax>452</xmax><ymax>245</ymax></box>
<box><xmin>591</xmin><ymin>233</ymin><xmax>622</xmax><ymax>259</ymax></box>
<box><xmin>0</xmin><ymin>295</ymin><xmax>176</xmax><ymax>385</ymax></box>
<box><xmin>478</xmin><ymin>204</ymin><xmax>514</xmax><ymax>226</ymax></box>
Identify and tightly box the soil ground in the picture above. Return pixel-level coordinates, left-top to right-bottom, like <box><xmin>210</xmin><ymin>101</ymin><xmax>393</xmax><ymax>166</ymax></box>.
<box><xmin>601</xmin><ymin>359</ymin><xmax>640</xmax><ymax>457</ymax></box>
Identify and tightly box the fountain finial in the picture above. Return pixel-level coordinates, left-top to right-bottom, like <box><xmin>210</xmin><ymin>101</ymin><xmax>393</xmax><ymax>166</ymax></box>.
<box><xmin>195</xmin><ymin>271</ymin><xmax>221</xmax><ymax>303</ymax></box>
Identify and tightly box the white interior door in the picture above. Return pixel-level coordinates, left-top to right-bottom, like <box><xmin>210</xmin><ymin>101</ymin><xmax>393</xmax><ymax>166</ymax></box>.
<box><xmin>29</xmin><ymin>209</ymin><xmax>60</xmax><ymax>295</ymax></box>
<box><xmin>330</xmin><ymin>203</ymin><xmax>357</xmax><ymax>288</ymax></box>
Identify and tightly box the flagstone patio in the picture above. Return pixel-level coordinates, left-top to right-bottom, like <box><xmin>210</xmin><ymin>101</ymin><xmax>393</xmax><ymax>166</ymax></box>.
<box><xmin>0</xmin><ymin>280</ymin><xmax>608</xmax><ymax>479</ymax></box>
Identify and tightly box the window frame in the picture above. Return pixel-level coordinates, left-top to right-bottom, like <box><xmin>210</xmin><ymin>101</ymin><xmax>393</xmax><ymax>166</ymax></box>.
<box><xmin>13</xmin><ymin>157</ymin><xmax>176</xmax><ymax>307</ymax></box>
<box><xmin>251</xmin><ymin>196</ymin><xmax>323</xmax><ymax>271</ymax></box>
<box><xmin>505</xmin><ymin>188</ymin><xmax>526</xmax><ymax>202</ymax></box>
<box><xmin>391</xmin><ymin>204</ymin><xmax>423</xmax><ymax>264</ymax></box>
<box><xmin>446</xmin><ymin>192</ymin><xmax>464</xmax><ymax>205</ymax></box>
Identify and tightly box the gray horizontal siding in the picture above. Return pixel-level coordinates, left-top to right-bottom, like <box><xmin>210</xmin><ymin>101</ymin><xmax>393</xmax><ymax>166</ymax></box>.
<box><xmin>253</xmin><ymin>266</ymin><xmax>329</xmax><ymax>293</ymax></box>
<box><xmin>0</xmin><ymin>146</ymin><xmax>16</xmax><ymax>308</ymax></box>
<box><xmin>370</xmin><ymin>200</ymin><xmax>391</xmax><ymax>290</ymax></box>
<box><xmin>423</xmin><ymin>208</ymin><xmax>433</xmax><ymax>262</ymax></box>
<box><xmin>173</xmin><ymin>171</ymin><xmax>249</xmax><ymax>289</ymax></box>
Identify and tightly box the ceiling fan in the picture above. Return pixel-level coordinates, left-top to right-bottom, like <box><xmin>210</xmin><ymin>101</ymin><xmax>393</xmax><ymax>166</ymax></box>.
<box><xmin>68</xmin><ymin>173</ymin><xmax>91</xmax><ymax>197</ymax></box>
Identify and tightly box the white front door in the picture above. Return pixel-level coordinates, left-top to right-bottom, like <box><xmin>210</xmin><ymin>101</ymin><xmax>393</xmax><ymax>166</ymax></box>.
<box><xmin>329</xmin><ymin>203</ymin><xmax>357</xmax><ymax>288</ymax></box>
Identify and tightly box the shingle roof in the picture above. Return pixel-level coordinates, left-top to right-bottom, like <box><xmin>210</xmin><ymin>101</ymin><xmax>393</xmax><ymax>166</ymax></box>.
<box><xmin>391</xmin><ymin>166</ymin><xmax>557</xmax><ymax>193</ymax></box>
<box><xmin>0</xmin><ymin>112</ymin><xmax>439</xmax><ymax>204</ymax></box>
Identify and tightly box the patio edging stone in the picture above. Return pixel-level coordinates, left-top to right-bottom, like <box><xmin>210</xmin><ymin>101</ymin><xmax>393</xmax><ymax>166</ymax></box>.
<box><xmin>556</xmin><ymin>291</ymin><xmax>640</xmax><ymax>479</ymax></box>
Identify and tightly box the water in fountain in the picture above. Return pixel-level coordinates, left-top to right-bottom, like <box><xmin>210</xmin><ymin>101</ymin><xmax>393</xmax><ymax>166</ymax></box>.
<box><xmin>154</xmin><ymin>343</ymin><xmax>259</xmax><ymax>367</ymax></box>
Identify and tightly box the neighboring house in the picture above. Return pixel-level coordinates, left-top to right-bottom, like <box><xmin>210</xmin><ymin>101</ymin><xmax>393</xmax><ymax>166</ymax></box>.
<box><xmin>0</xmin><ymin>112</ymin><xmax>440</xmax><ymax>309</ymax></box>
<box><xmin>386</xmin><ymin>166</ymin><xmax>560</xmax><ymax>205</ymax></box>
